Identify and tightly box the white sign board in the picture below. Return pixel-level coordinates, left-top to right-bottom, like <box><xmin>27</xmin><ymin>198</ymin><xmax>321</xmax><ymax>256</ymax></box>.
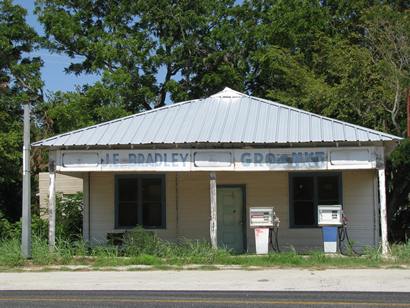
<box><xmin>318</xmin><ymin>205</ymin><xmax>343</xmax><ymax>226</ymax></box>
<box><xmin>249</xmin><ymin>207</ymin><xmax>275</xmax><ymax>228</ymax></box>
<box><xmin>53</xmin><ymin>146</ymin><xmax>381</xmax><ymax>172</ymax></box>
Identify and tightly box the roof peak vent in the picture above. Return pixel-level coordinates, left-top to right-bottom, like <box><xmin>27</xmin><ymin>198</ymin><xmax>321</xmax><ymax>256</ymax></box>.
<box><xmin>210</xmin><ymin>87</ymin><xmax>245</xmax><ymax>98</ymax></box>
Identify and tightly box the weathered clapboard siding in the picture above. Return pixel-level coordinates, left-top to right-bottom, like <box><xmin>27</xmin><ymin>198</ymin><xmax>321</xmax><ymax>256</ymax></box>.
<box><xmin>87</xmin><ymin>170</ymin><xmax>377</xmax><ymax>252</ymax></box>
<box><xmin>38</xmin><ymin>172</ymin><xmax>83</xmax><ymax>214</ymax></box>
<box><xmin>342</xmin><ymin>170</ymin><xmax>378</xmax><ymax>249</ymax></box>
<box><xmin>176</xmin><ymin>172</ymin><xmax>210</xmax><ymax>241</ymax></box>
<box><xmin>175</xmin><ymin>171</ymin><xmax>377</xmax><ymax>252</ymax></box>
<box><xmin>89</xmin><ymin>172</ymin><xmax>177</xmax><ymax>244</ymax></box>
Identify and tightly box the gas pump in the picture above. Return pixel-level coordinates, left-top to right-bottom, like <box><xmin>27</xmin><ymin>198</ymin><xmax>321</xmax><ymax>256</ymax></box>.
<box><xmin>318</xmin><ymin>205</ymin><xmax>343</xmax><ymax>254</ymax></box>
<box><xmin>249</xmin><ymin>207</ymin><xmax>280</xmax><ymax>254</ymax></box>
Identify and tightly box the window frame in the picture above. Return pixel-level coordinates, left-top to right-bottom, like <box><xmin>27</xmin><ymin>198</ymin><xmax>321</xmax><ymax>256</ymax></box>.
<box><xmin>289</xmin><ymin>172</ymin><xmax>342</xmax><ymax>228</ymax></box>
<box><xmin>114</xmin><ymin>174</ymin><xmax>166</xmax><ymax>230</ymax></box>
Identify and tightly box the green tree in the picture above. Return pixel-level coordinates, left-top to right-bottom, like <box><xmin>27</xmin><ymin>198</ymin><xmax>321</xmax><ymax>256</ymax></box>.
<box><xmin>35</xmin><ymin>0</ymin><xmax>237</xmax><ymax>111</ymax></box>
<box><xmin>363</xmin><ymin>5</ymin><xmax>410</xmax><ymax>136</ymax></box>
<box><xmin>0</xmin><ymin>0</ymin><xmax>43</xmax><ymax>220</ymax></box>
<box><xmin>36</xmin><ymin>90</ymin><xmax>130</xmax><ymax>139</ymax></box>
<box><xmin>362</xmin><ymin>5</ymin><xmax>410</xmax><ymax>241</ymax></box>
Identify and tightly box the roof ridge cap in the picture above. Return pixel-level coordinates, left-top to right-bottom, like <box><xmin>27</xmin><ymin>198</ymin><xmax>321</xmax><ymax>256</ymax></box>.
<box><xmin>210</xmin><ymin>87</ymin><xmax>247</xmax><ymax>98</ymax></box>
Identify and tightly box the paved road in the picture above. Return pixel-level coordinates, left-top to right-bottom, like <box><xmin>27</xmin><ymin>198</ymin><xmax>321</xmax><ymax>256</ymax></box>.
<box><xmin>0</xmin><ymin>291</ymin><xmax>409</xmax><ymax>307</ymax></box>
<box><xmin>1</xmin><ymin>269</ymin><xmax>410</xmax><ymax>292</ymax></box>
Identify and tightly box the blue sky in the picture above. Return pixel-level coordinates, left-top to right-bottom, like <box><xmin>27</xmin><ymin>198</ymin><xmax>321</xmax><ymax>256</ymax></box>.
<box><xmin>15</xmin><ymin>0</ymin><xmax>100</xmax><ymax>94</ymax></box>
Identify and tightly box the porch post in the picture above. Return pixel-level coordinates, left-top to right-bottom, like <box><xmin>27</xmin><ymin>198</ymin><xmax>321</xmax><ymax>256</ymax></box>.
<box><xmin>378</xmin><ymin>166</ymin><xmax>389</xmax><ymax>256</ymax></box>
<box><xmin>82</xmin><ymin>172</ymin><xmax>90</xmax><ymax>243</ymax></box>
<box><xmin>209</xmin><ymin>171</ymin><xmax>217</xmax><ymax>249</ymax></box>
<box><xmin>48</xmin><ymin>160</ymin><xmax>56</xmax><ymax>251</ymax></box>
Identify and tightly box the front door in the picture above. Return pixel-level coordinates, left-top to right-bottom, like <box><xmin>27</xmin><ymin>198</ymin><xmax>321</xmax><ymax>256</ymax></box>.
<box><xmin>217</xmin><ymin>186</ymin><xmax>245</xmax><ymax>253</ymax></box>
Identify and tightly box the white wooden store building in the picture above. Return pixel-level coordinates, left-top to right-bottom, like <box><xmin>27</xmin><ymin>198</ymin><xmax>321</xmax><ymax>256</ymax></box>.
<box><xmin>33</xmin><ymin>88</ymin><xmax>401</xmax><ymax>254</ymax></box>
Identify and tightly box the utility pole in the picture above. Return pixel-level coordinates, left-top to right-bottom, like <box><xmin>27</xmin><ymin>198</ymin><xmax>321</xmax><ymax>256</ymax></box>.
<box><xmin>21</xmin><ymin>103</ymin><xmax>31</xmax><ymax>258</ymax></box>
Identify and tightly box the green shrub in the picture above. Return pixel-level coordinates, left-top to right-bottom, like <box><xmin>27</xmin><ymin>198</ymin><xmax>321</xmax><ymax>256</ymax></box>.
<box><xmin>122</xmin><ymin>227</ymin><xmax>167</xmax><ymax>256</ymax></box>
<box><xmin>0</xmin><ymin>211</ymin><xmax>20</xmax><ymax>240</ymax></box>
<box><xmin>0</xmin><ymin>192</ymin><xmax>82</xmax><ymax>243</ymax></box>
<box><xmin>121</xmin><ymin>227</ymin><xmax>231</xmax><ymax>263</ymax></box>
<box><xmin>55</xmin><ymin>192</ymin><xmax>83</xmax><ymax>241</ymax></box>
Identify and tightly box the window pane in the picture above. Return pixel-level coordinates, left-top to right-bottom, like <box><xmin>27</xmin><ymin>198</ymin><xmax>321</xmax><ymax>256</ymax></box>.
<box><xmin>293</xmin><ymin>176</ymin><xmax>314</xmax><ymax>200</ymax></box>
<box><xmin>116</xmin><ymin>176</ymin><xmax>165</xmax><ymax>229</ymax></box>
<box><xmin>293</xmin><ymin>201</ymin><xmax>315</xmax><ymax>226</ymax></box>
<box><xmin>318</xmin><ymin>176</ymin><xmax>339</xmax><ymax>203</ymax></box>
<box><xmin>118</xmin><ymin>202</ymin><xmax>138</xmax><ymax>227</ymax></box>
<box><xmin>143</xmin><ymin>203</ymin><xmax>162</xmax><ymax>227</ymax></box>
<box><xmin>142</xmin><ymin>179</ymin><xmax>162</xmax><ymax>202</ymax></box>
<box><xmin>118</xmin><ymin>178</ymin><xmax>138</xmax><ymax>202</ymax></box>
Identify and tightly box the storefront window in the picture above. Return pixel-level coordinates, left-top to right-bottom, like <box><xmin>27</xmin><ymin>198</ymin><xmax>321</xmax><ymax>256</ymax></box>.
<box><xmin>115</xmin><ymin>175</ymin><xmax>165</xmax><ymax>229</ymax></box>
<box><xmin>290</xmin><ymin>173</ymin><xmax>341</xmax><ymax>227</ymax></box>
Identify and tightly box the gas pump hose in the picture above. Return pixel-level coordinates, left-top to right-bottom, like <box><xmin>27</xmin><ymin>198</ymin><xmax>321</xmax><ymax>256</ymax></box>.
<box><xmin>338</xmin><ymin>224</ymin><xmax>362</xmax><ymax>256</ymax></box>
<box><xmin>269</xmin><ymin>227</ymin><xmax>280</xmax><ymax>253</ymax></box>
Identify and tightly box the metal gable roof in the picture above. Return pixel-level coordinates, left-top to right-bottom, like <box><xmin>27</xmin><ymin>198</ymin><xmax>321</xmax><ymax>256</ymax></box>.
<box><xmin>32</xmin><ymin>87</ymin><xmax>401</xmax><ymax>148</ymax></box>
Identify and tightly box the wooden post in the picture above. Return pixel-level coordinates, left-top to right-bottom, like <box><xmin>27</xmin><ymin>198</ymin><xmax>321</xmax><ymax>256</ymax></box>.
<box><xmin>373</xmin><ymin>175</ymin><xmax>380</xmax><ymax>246</ymax></box>
<box><xmin>21</xmin><ymin>103</ymin><xmax>31</xmax><ymax>258</ymax></box>
<box><xmin>209</xmin><ymin>171</ymin><xmax>217</xmax><ymax>249</ymax></box>
<box><xmin>48</xmin><ymin>160</ymin><xmax>56</xmax><ymax>251</ymax></box>
<box><xmin>82</xmin><ymin>172</ymin><xmax>90</xmax><ymax>243</ymax></box>
<box><xmin>378</xmin><ymin>167</ymin><xmax>389</xmax><ymax>255</ymax></box>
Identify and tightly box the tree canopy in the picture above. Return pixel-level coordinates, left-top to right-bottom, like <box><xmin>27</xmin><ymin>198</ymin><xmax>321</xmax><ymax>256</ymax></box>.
<box><xmin>0</xmin><ymin>0</ymin><xmax>42</xmax><ymax>220</ymax></box>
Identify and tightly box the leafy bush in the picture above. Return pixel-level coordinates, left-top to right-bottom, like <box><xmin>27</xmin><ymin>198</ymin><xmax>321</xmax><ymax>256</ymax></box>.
<box><xmin>122</xmin><ymin>227</ymin><xmax>163</xmax><ymax>256</ymax></box>
<box><xmin>0</xmin><ymin>211</ymin><xmax>19</xmax><ymax>240</ymax></box>
<box><xmin>55</xmin><ymin>192</ymin><xmax>83</xmax><ymax>241</ymax></box>
<box><xmin>0</xmin><ymin>192</ymin><xmax>83</xmax><ymax>243</ymax></box>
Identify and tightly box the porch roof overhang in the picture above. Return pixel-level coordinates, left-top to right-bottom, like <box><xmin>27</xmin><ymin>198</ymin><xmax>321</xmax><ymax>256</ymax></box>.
<box><xmin>32</xmin><ymin>87</ymin><xmax>401</xmax><ymax>150</ymax></box>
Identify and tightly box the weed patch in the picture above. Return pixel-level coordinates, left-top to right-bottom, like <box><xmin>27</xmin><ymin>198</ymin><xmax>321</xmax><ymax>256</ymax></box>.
<box><xmin>1</xmin><ymin>227</ymin><xmax>410</xmax><ymax>270</ymax></box>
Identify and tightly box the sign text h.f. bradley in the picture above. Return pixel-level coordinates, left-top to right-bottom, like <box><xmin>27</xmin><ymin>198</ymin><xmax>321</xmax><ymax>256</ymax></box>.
<box><xmin>103</xmin><ymin>152</ymin><xmax>190</xmax><ymax>166</ymax></box>
<box><xmin>56</xmin><ymin>147</ymin><xmax>377</xmax><ymax>171</ymax></box>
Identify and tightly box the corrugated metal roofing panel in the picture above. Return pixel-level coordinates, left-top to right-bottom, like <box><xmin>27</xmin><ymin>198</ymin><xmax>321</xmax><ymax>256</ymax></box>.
<box><xmin>288</xmin><ymin>109</ymin><xmax>299</xmax><ymax>142</ymax></box>
<box><xmin>298</xmin><ymin>113</ymin><xmax>311</xmax><ymax>143</ymax></box>
<box><xmin>228</xmin><ymin>98</ymin><xmax>247</xmax><ymax>142</ymax></box>
<box><xmin>310</xmin><ymin>115</ymin><xmax>322</xmax><ymax>142</ymax></box>
<box><xmin>357</xmin><ymin>129</ymin><xmax>369</xmax><ymax>141</ymax></box>
<box><xmin>321</xmin><ymin>120</ymin><xmax>333</xmax><ymax>142</ymax></box>
<box><xmin>242</xmin><ymin>99</ymin><xmax>260</xmax><ymax>143</ymax></box>
<box><xmin>32</xmin><ymin>87</ymin><xmax>401</xmax><ymax>148</ymax></box>
<box><xmin>276</xmin><ymin>107</ymin><xmax>290</xmax><ymax>143</ymax></box>
<box><xmin>344</xmin><ymin>125</ymin><xmax>357</xmax><ymax>141</ymax></box>
<box><xmin>253</xmin><ymin>102</ymin><xmax>269</xmax><ymax>143</ymax></box>
<box><xmin>333</xmin><ymin>122</ymin><xmax>345</xmax><ymax>141</ymax></box>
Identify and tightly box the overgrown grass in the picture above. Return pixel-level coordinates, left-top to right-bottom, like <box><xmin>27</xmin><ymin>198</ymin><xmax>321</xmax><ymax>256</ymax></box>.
<box><xmin>1</xmin><ymin>228</ymin><xmax>410</xmax><ymax>270</ymax></box>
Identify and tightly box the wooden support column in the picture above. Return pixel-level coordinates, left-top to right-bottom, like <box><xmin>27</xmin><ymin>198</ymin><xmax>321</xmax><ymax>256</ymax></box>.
<box><xmin>48</xmin><ymin>160</ymin><xmax>56</xmax><ymax>251</ymax></box>
<box><xmin>209</xmin><ymin>171</ymin><xmax>217</xmax><ymax>249</ymax></box>
<box><xmin>378</xmin><ymin>167</ymin><xmax>389</xmax><ymax>256</ymax></box>
<box><xmin>82</xmin><ymin>172</ymin><xmax>90</xmax><ymax>243</ymax></box>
